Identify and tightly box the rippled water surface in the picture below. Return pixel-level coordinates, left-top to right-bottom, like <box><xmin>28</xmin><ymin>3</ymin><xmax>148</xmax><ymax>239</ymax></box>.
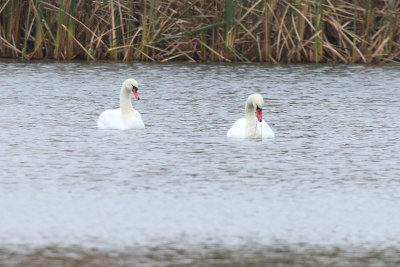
<box><xmin>0</xmin><ymin>61</ymin><xmax>399</xmax><ymax>265</ymax></box>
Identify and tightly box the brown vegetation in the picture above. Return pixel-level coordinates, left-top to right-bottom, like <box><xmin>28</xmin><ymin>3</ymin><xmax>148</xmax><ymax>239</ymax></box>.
<box><xmin>0</xmin><ymin>0</ymin><xmax>399</xmax><ymax>63</ymax></box>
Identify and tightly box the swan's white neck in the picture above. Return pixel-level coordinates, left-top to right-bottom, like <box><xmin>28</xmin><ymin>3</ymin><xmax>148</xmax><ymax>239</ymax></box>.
<box><xmin>120</xmin><ymin>86</ymin><xmax>133</xmax><ymax>114</ymax></box>
<box><xmin>245</xmin><ymin>97</ymin><xmax>257</xmax><ymax>136</ymax></box>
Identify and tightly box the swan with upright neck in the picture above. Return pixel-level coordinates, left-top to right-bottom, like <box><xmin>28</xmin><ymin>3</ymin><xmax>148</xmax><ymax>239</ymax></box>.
<box><xmin>227</xmin><ymin>93</ymin><xmax>274</xmax><ymax>139</ymax></box>
<box><xmin>97</xmin><ymin>79</ymin><xmax>145</xmax><ymax>130</ymax></box>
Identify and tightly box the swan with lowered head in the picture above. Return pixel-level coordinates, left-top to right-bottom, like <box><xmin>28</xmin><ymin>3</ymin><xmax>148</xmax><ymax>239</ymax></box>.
<box><xmin>97</xmin><ymin>79</ymin><xmax>145</xmax><ymax>130</ymax></box>
<box><xmin>227</xmin><ymin>93</ymin><xmax>274</xmax><ymax>139</ymax></box>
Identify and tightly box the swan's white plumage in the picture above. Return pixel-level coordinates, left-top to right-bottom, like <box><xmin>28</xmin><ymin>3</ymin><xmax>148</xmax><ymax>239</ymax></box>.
<box><xmin>97</xmin><ymin>108</ymin><xmax>144</xmax><ymax>130</ymax></box>
<box><xmin>227</xmin><ymin>118</ymin><xmax>274</xmax><ymax>139</ymax></box>
<box><xmin>97</xmin><ymin>79</ymin><xmax>145</xmax><ymax>130</ymax></box>
<box><xmin>227</xmin><ymin>93</ymin><xmax>275</xmax><ymax>139</ymax></box>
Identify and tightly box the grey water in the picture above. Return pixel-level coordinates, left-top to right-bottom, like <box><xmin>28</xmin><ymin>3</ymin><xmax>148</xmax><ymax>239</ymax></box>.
<box><xmin>0</xmin><ymin>60</ymin><xmax>399</xmax><ymax>266</ymax></box>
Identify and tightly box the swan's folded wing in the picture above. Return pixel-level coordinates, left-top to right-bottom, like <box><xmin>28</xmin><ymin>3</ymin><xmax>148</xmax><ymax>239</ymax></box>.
<box><xmin>259</xmin><ymin>120</ymin><xmax>275</xmax><ymax>138</ymax></box>
<box><xmin>227</xmin><ymin>118</ymin><xmax>246</xmax><ymax>138</ymax></box>
<box><xmin>125</xmin><ymin>109</ymin><xmax>145</xmax><ymax>129</ymax></box>
<box><xmin>97</xmin><ymin>109</ymin><xmax>124</xmax><ymax>129</ymax></box>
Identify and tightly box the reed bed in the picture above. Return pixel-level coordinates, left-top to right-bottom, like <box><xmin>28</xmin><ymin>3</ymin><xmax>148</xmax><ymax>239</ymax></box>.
<box><xmin>0</xmin><ymin>0</ymin><xmax>399</xmax><ymax>63</ymax></box>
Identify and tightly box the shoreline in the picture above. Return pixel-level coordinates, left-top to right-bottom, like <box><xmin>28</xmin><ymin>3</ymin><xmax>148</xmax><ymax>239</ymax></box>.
<box><xmin>1</xmin><ymin>57</ymin><xmax>398</xmax><ymax>66</ymax></box>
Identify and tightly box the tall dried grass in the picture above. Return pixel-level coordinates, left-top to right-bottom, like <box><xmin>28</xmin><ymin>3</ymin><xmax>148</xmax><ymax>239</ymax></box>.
<box><xmin>0</xmin><ymin>0</ymin><xmax>399</xmax><ymax>63</ymax></box>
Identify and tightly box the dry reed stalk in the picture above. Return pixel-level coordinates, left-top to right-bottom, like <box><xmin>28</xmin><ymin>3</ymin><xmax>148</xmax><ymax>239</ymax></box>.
<box><xmin>264</xmin><ymin>0</ymin><xmax>278</xmax><ymax>62</ymax></box>
<box><xmin>22</xmin><ymin>2</ymin><xmax>33</xmax><ymax>59</ymax></box>
<box><xmin>0</xmin><ymin>0</ymin><xmax>11</xmax><ymax>14</ymax></box>
<box><xmin>224</xmin><ymin>0</ymin><xmax>236</xmax><ymax>48</ymax></box>
<box><xmin>123</xmin><ymin>27</ymin><xmax>142</xmax><ymax>61</ymax></box>
<box><xmin>275</xmin><ymin>4</ymin><xmax>290</xmax><ymax>62</ymax></box>
<box><xmin>54</xmin><ymin>0</ymin><xmax>66</xmax><ymax>59</ymax></box>
<box><xmin>117</xmin><ymin>0</ymin><xmax>126</xmax><ymax>47</ymax></box>
<box><xmin>61</xmin><ymin>24</ymin><xmax>95</xmax><ymax>60</ymax></box>
<box><xmin>0</xmin><ymin>0</ymin><xmax>399</xmax><ymax>63</ymax></box>
<box><xmin>313</xmin><ymin>0</ymin><xmax>323</xmax><ymax>63</ymax></box>
<box><xmin>30</xmin><ymin>0</ymin><xmax>44</xmax><ymax>59</ymax></box>
<box><xmin>65</xmin><ymin>0</ymin><xmax>77</xmax><ymax>60</ymax></box>
<box><xmin>351</xmin><ymin>0</ymin><xmax>359</xmax><ymax>63</ymax></box>
<box><xmin>1</xmin><ymin>1</ymin><xmax>20</xmax><ymax>57</ymax></box>
<box><xmin>109</xmin><ymin>0</ymin><xmax>117</xmax><ymax>60</ymax></box>
<box><xmin>42</xmin><ymin>2</ymin><xmax>108</xmax><ymax>49</ymax></box>
<box><xmin>0</xmin><ymin>35</ymin><xmax>22</xmax><ymax>55</ymax></box>
<box><xmin>196</xmin><ymin>38</ymin><xmax>231</xmax><ymax>62</ymax></box>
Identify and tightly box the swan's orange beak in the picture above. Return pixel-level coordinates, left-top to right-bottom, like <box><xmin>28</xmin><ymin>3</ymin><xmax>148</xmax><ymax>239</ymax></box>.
<box><xmin>256</xmin><ymin>107</ymin><xmax>262</xmax><ymax>122</ymax></box>
<box><xmin>132</xmin><ymin>88</ymin><xmax>140</xmax><ymax>100</ymax></box>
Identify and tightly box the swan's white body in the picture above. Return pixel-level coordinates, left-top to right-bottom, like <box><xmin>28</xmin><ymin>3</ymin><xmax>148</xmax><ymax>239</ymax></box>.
<box><xmin>227</xmin><ymin>94</ymin><xmax>275</xmax><ymax>139</ymax></box>
<box><xmin>227</xmin><ymin>118</ymin><xmax>274</xmax><ymax>139</ymax></box>
<box><xmin>97</xmin><ymin>79</ymin><xmax>145</xmax><ymax>130</ymax></box>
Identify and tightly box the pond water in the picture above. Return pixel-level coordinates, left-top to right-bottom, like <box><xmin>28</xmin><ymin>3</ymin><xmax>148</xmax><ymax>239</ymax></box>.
<box><xmin>0</xmin><ymin>60</ymin><xmax>399</xmax><ymax>265</ymax></box>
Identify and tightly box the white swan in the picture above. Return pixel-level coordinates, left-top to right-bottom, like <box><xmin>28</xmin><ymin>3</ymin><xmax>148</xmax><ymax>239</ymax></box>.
<box><xmin>97</xmin><ymin>79</ymin><xmax>145</xmax><ymax>130</ymax></box>
<box><xmin>227</xmin><ymin>93</ymin><xmax>275</xmax><ymax>139</ymax></box>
